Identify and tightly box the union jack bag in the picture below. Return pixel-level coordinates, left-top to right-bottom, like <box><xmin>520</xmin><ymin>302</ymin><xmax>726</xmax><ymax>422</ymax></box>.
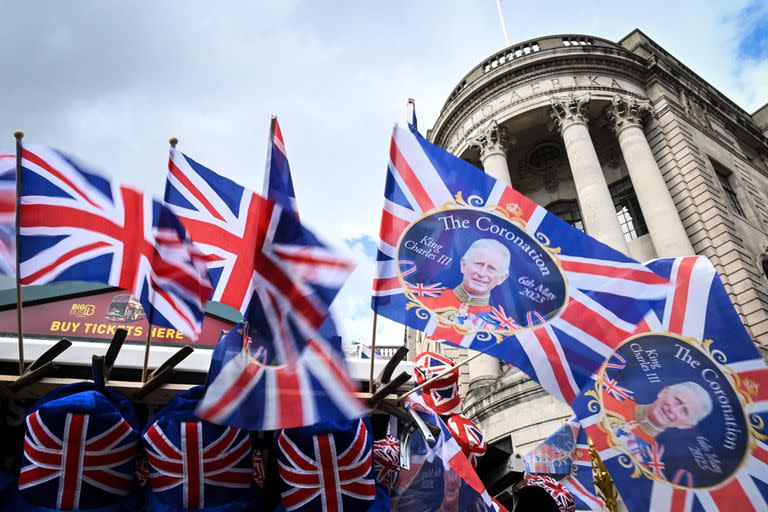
<box><xmin>277</xmin><ymin>418</ymin><xmax>376</xmax><ymax>512</ymax></box>
<box><xmin>373</xmin><ymin>123</ymin><xmax>667</xmax><ymax>405</ymax></box>
<box><xmin>574</xmin><ymin>256</ymin><xmax>768</xmax><ymax>511</ymax></box>
<box><xmin>18</xmin><ymin>382</ymin><xmax>140</xmax><ymax>511</ymax></box>
<box><xmin>20</xmin><ymin>145</ymin><xmax>212</xmax><ymax>338</ymax></box>
<box><xmin>143</xmin><ymin>386</ymin><xmax>259</xmax><ymax>511</ymax></box>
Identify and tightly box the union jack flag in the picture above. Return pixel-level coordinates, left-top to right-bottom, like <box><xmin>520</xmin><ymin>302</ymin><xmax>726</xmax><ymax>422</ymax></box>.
<box><xmin>277</xmin><ymin>419</ymin><xmax>376</xmax><ymax>511</ymax></box>
<box><xmin>19</xmin><ymin>145</ymin><xmax>212</xmax><ymax>338</ymax></box>
<box><xmin>166</xmin><ymin>149</ymin><xmax>352</xmax><ymax>315</ymax></box>
<box><xmin>643</xmin><ymin>443</ymin><xmax>666</xmax><ymax>478</ymax></box>
<box><xmin>406</xmin><ymin>281</ymin><xmax>444</xmax><ymax>297</ymax></box>
<box><xmin>0</xmin><ymin>152</ymin><xmax>15</xmax><ymax>276</ymax></box>
<box><xmin>489</xmin><ymin>304</ymin><xmax>522</xmax><ymax>331</ymax></box>
<box><xmin>576</xmin><ymin>256</ymin><xmax>768</xmax><ymax>512</ymax></box>
<box><xmin>602</xmin><ymin>376</ymin><xmax>634</xmax><ymax>401</ymax></box>
<box><xmin>264</xmin><ymin>116</ymin><xmax>299</xmax><ymax>215</ymax></box>
<box><xmin>197</xmin><ymin>318</ymin><xmax>366</xmax><ymax>430</ymax></box>
<box><xmin>143</xmin><ymin>421</ymin><xmax>252</xmax><ymax>509</ymax></box>
<box><xmin>19</xmin><ymin>410</ymin><xmax>137</xmax><ymax>510</ymax></box>
<box><xmin>372</xmin><ymin>124</ymin><xmax>666</xmax><ymax>405</ymax></box>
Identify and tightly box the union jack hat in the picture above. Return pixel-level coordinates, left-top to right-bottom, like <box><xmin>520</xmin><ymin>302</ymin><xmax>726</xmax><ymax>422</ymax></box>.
<box><xmin>142</xmin><ymin>386</ymin><xmax>260</xmax><ymax>511</ymax></box>
<box><xmin>277</xmin><ymin>418</ymin><xmax>376</xmax><ymax>511</ymax></box>
<box><xmin>17</xmin><ymin>382</ymin><xmax>140</xmax><ymax>511</ymax></box>
<box><xmin>445</xmin><ymin>414</ymin><xmax>487</xmax><ymax>468</ymax></box>
<box><xmin>412</xmin><ymin>352</ymin><xmax>462</xmax><ymax>415</ymax></box>
<box><xmin>518</xmin><ymin>475</ymin><xmax>575</xmax><ymax>512</ymax></box>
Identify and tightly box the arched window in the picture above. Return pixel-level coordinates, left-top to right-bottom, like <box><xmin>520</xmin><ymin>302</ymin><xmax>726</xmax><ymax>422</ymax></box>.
<box><xmin>546</xmin><ymin>200</ymin><xmax>584</xmax><ymax>232</ymax></box>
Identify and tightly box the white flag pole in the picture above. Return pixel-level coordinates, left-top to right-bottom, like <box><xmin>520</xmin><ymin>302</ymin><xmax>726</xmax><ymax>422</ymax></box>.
<box><xmin>495</xmin><ymin>0</ymin><xmax>511</xmax><ymax>47</ymax></box>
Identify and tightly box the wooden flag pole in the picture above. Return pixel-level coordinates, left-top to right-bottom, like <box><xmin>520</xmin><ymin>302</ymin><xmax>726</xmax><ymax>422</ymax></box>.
<box><xmin>367</xmin><ymin>312</ymin><xmax>378</xmax><ymax>393</ymax></box>
<box><xmin>14</xmin><ymin>131</ymin><xmax>24</xmax><ymax>376</ymax></box>
<box><xmin>398</xmin><ymin>349</ymin><xmax>487</xmax><ymax>402</ymax></box>
<box><xmin>142</xmin><ymin>136</ymin><xmax>179</xmax><ymax>383</ymax></box>
<box><xmin>141</xmin><ymin>324</ymin><xmax>152</xmax><ymax>383</ymax></box>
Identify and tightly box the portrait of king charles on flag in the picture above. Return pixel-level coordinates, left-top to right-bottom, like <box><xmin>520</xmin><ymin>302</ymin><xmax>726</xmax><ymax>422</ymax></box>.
<box><xmin>419</xmin><ymin>238</ymin><xmax>511</xmax><ymax>330</ymax></box>
<box><xmin>396</xmin><ymin>207</ymin><xmax>567</xmax><ymax>334</ymax></box>
<box><xmin>595</xmin><ymin>333</ymin><xmax>751</xmax><ymax>489</ymax></box>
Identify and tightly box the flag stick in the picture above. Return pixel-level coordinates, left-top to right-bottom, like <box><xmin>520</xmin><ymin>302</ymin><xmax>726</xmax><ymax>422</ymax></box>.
<box><xmin>368</xmin><ymin>312</ymin><xmax>379</xmax><ymax>393</ymax></box>
<box><xmin>399</xmin><ymin>349</ymin><xmax>488</xmax><ymax>401</ymax></box>
<box><xmin>14</xmin><ymin>131</ymin><xmax>24</xmax><ymax>375</ymax></box>
<box><xmin>495</xmin><ymin>0</ymin><xmax>511</xmax><ymax>47</ymax></box>
<box><xmin>141</xmin><ymin>323</ymin><xmax>152</xmax><ymax>383</ymax></box>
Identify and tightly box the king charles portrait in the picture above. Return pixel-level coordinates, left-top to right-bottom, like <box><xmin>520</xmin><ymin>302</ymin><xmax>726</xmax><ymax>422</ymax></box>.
<box><xmin>419</xmin><ymin>238</ymin><xmax>511</xmax><ymax>330</ymax></box>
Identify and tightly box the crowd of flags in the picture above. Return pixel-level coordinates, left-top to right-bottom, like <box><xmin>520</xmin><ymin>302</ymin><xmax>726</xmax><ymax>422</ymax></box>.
<box><xmin>3</xmin><ymin>103</ymin><xmax>768</xmax><ymax>511</ymax></box>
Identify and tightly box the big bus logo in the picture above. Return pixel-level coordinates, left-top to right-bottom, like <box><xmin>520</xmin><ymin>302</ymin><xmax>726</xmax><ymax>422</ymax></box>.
<box><xmin>69</xmin><ymin>303</ymin><xmax>96</xmax><ymax>317</ymax></box>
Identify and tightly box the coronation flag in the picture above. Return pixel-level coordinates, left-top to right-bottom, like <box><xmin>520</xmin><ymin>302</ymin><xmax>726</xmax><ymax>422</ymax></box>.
<box><xmin>574</xmin><ymin>256</ymin><xmax>768</xmax><ymax>512</ymax></box>
<box><xmin>372</xmin><ymin>122</ymin><xmax>667</xmax><ymax>405</ymax></box>
<box><xmin>0</xmin><ymin>152</ymin><xmax>15</xmax><ymax>276</ymax></box>
<box><xmin>264</xmin><ymin>116</ymin><xmax>299</xmax><ymax>215</ymax></box>
<box><xmin>19</xmin><ymin>145</ymin><xmax>211</xmax><ymax>338</ymax></box>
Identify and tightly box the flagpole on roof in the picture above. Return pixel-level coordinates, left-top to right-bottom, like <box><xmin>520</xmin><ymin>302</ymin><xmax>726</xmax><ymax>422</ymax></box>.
<box><xmin>495</xmin><ymin>0</ymin><xmax>510</xmax><ymax>47</ymax></box>
<box><xmin>368</xmin><ymin>312</ymin><xmax>378</xmax><ymax>393</ymax></box>
<box><xmin>14</xmin><ymin>130</ymin><xmax>24</xmax><ymax>375</ymax></box>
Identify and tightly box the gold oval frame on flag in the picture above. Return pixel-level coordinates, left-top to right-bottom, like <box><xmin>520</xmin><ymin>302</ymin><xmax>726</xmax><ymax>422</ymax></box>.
<box><xmin>591</xmin><ymin>331</ymin><xmax>760</xmax><ymax>490</ymax></box>
<box><xmin>395</xmin><ymin>199</ymin><xmax>569</xmax><ymax>339</ymax></box>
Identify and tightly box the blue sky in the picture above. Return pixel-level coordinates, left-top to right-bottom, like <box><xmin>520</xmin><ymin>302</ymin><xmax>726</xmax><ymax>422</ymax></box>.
<box><xmin>2</xmin><ymin>1</ymin><xmax>767</xmax><ymax>347</ymax></box>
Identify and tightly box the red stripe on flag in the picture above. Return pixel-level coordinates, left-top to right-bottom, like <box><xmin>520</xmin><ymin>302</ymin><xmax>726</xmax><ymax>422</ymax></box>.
<box><xmin>168</xmin><ymin>156</ymin><xmax>226</xmax><ymax>222</ymax></box>
<box><xmin>670</xmin><ymin>488</ymin><xmax>687</xmax><ymax>512</ymax></box>
<box><xmin>497</xmin><ymin>186</ymin><xmax>535</xmax><ymax>223</ymax></box>
<box><xmin>710</xmin><ymin>478</ymin><xmax>755</xmax><ymax>512</ymax></box>
<box><xmin>276</xmin><ymin>369</ymin><xmax>304</xmax><ymax>427</ymax></box>
<box><xmin>389</xmin><ymin>138</ymin><xmax>434</xmax><ymax>212</ymax></box>
<box><xmin>532</xmin><ymin>326</ymin><xmax>576</xmax><ymax>403</ymax></box>
<box><xmin>379</xmin><ymin>209</ymin><xmax>411</xmax><ymax>247</ymax></box>
<box><xmin>372</xmin><ymin>276</ymin><xmax>400</xmax><ymax>292</ymax></box>
<box><xmin>197</xmin><ymin>362</ymin><xmax>264</xmax><ymax>422</ymax></box>
<box><xmin>560</xmin><ymin>298</ymin><xmax>630</xmax><ymax>350</ymax></box>
<box><xmin>560</xmin><ymin>260</ymin><xmax>667</xmax><ymax>284</ymax></box>
<box><xmin>23</xmin><ymin>149</ymin><xmax>101</xmax><ymax>209</ymax></box>
<box><xmin>21</xmin><ymin>241</ymin><xmax>111</xmax><ymax>285</ymax></box>
<box><xmin>668</xmin><ymin>257</ymin><xmax>697</xmax><ymax>334</ymax></box>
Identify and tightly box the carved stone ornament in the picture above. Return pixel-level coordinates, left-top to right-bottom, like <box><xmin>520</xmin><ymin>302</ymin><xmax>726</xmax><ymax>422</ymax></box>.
<box><xmin>550</xmin><ymin>93</ymin><xmax>591</xmax><ymax>133</ymax></box>
<box><xmin>471</xmin><ymin>120</ymin><xmax>515</xmax><ymax>160</ymax></box>
<box><xmin>605</xmin><ymin>94</ymin><xmax>653</xmax><ymax>134</ymax></box>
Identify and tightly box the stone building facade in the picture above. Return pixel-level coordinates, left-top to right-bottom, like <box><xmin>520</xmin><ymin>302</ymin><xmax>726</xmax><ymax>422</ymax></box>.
<box><xmin>407</xmin><ymin>29</ymin><xmax>768</xmax><ymax>455</ymax></box>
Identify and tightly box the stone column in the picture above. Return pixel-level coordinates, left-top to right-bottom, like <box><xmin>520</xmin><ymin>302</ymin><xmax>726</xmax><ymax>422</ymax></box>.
<box><xmin>472</xmin><ymin>120</ymin><xmax>516</xmax><ymax>184</ymax></box>
<box><xmin>550</xmin><ymin>94</ymin><xmax>630</xmax><ymax>254</ymax></box>
<box><xmin>606</xmin><ymin>95</ymin><xmax>694</xmax><ymax>257</ymax></box>
<box><xmin>465</xmin><ymin>120</ymin><xmax>514</xmax><ymax>391</ymax></box>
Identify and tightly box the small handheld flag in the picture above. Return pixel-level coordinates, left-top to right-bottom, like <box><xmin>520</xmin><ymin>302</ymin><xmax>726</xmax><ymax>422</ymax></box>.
<box><xmin>264</xmin><ymin>116</ymin><xmax>299</xmax><ymax>215</ymax></box>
